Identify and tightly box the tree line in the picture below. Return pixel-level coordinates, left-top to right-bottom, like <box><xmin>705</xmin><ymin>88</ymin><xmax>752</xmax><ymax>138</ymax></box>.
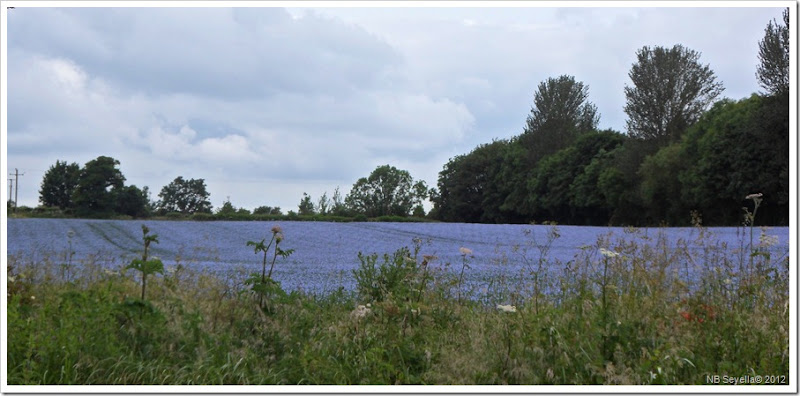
<box><xmin>429</xmin><ymin>10</ymin><xmax>789</xmax><ymax>226</ymax></box>
<box><xmin>35</xmin><ymin>157</ymin><xmax>432</xmax><ymax>221</ymax></box>
<box><xmin>30</xmin><ymin>10</ymin><xmax>788</xmax><ymax>226</ymax></box>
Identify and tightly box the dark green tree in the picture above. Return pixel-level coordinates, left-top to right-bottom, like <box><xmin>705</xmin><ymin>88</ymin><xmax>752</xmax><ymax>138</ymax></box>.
<box><xmin>525</xmin><ymin>74</ymin><xmax>599</xmax><ymax>136</ymax></box>
<box><xmin>346</xmin><ymin>165</ymin><xmax>429</xmax><ymax>217</ymax></box>
<box><xmin>680</xmin><ymin>95</ymin><xmax>787</xmax><ymax>225</ymax></box>
<box><xmin>298</xmin><ymin>192</ymin><xmax>315</xmax><ymax>215</ymax></box>
<box><xmin>114</xmin><ymin>185</ymin><xmax>151</xmax><ymax>218</ymax></box>
<box><xmin>253</xmin><ymin>205</ymin><xmax>282</xmax><ymax>215</ymax></box>
<box><xmin>72</xmin><ymin>156</ymin><xmax>126</xmax><ymax>216</ymax></box>
<box><xmin>638</xmin><ymin>143</ymin><xmax>688</xmax><ymax>225</ymax></box>
<box><xmin>521</xmin><ymin>75</ymin><xmax>600</xmax><ymax>165</ymax></box>
<box><xmin>624</xmin><ymin>44</ymin><xmax>724</xmax><ymax>145</ymax></box>
<box><xmin>757</xmin><ymin>8</ymin><xmax>789</xmax><ymax>96</ymax></box>
<box><xmin>156</xmin><ymin>176</ymin><xmax>212</xmax><ymax>214</ymax></box>
<box><xmin>39</xmin><ymin>160</ymin><xmax>80</xmax><ymax>209</ymax></box>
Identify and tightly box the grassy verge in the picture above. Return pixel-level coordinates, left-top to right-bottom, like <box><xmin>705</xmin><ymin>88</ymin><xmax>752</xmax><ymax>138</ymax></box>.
<box><xmin>6</xmin><ymin>223</ymin><xmax>789</xmax><ymax>385</ymax></box>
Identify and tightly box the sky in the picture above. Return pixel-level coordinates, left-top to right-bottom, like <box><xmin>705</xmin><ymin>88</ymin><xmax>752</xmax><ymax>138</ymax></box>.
<box><xmin>2</xmin><ymin>2</ymin><xmax>789</xmax><ymax>213</ymax></box>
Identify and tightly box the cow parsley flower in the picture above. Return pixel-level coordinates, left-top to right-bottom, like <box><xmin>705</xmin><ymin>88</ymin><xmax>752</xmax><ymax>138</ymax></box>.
<box><xmin>599</xmin><ymin>248</ymin><xmax>620</xmax><ymax>258</ymax></box>
<box><xmin>496</xmin><ymin>304</ymin><xmax>516</xmax><ymax>313</ymax></box>
<box><xmin>459</xmin><ymin>247</ymin><xmax>473</xmax><ymax>256</ymax></box>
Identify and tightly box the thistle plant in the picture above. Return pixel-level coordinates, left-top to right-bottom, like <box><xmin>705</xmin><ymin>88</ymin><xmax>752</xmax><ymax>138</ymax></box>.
<box><xmin>246</xmin><ymin>225</ymin><xmax>295</xmax><ymax>307</ymax></box>
<box><xmin>457</xmin><ymin>247</ymin><xmax>473</xmax><ymax>302</ymax></box>
<box><xmin>61</xmin><ymin>230</ymin><xmax>76</xmax><ymax>282</ymax></box>
<box><xmin>126</xmin><ymin>224</ymin><xmax>163</xmax><ymax>301</ymax></box>
<box><xmin>744</xmin><ymin>193</ymin><xmax>763</xmax><ymax>269</ymax></box>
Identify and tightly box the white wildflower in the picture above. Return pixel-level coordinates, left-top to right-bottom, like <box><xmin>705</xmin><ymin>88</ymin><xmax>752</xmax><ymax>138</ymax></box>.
<box><xmin>599</xmin><ymin>248</ymin><xmax>620</xmax><ymax>258</ymax></box>
<box><xmin>724</xmin><ymin>278</ymin><xmax>732</xmax><ymax>285</ymax></box>
<box><xmin>745</xmin><ymin>192</ymin><xmax>763</xmax><ymax>200</ymax></box>
<box><xmin>459</xmin><ymin>247</ymin><xmax>473</xmax><ymax>256</ymax></box>
<box><xmin>496</xmin><ymin>304</ymin><xmax>517</xmax><ymax>313</ymax></box>
<box><xmin>759</xmin><ymin>233</ymin><xmax>779</xmax><ymax>248</ymax></box>
<box><xmin>30</xmin><ymin>296</ymin><xmax>35</xmax><ymax>300</ymax></box>
<box><xmin>351</xmin><ymin>304</ymin><xmax>371</xmax><ymax>319</ymax></box>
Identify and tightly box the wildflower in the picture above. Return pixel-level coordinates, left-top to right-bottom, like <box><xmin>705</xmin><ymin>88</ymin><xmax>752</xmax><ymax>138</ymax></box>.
<box><xmin>599</xmin><ymin>248</ymin><xmax>620</xmax><ymax>258</ymax></box>
<box><xmin>66</xmin><ymin>230</ymin><xmax>75</xmax><ymax>239</ymax></box>
<box><xmin>650</xmin><ymin>371</ymin><xmax>657</xmax><ymax>380</ymax></box>
<box><xmin>351</xmin><ymin>305</ymin><xmax>371</xmax><ymax>319</ymax></box>
<box><xmin>745</xmin><ymin>192</ymin><xmax>763</xmax><ymax>200</ymax></box>
<box><xmin>759</xmin><ymin>233</ymin><xmax>779</xmax><ymax>247</ymax></box>
<box><xmin>459</xmin><ymin>247</ymin><xmax>472</xmax><ymax>256</ymax></box>
<box><xmin>546</xmin><ymin>368</ymin><xmax>554</xmax><ymax>380</ymax></box>
<box><xmin>30</xmin><ymin>296</ymin><xmax>35</xmax><ymax>300</ymax></box>
<box><xmin>271</xmin><ymin>225</ymin><xmax>282</xmax><ymax>234</ymax></box>
<box><xmin>496</xmin><ymin>304</ymin><xmax>516</xmax><ymax>313</ymax></box>
<box><xmin>404</xmin><ymin>256</ymin><xmax>415</xmax><ymax>264</ymax></box>
<box><xmin>275</xmin><ymin>233</ymin><xmax>284</xmax><ymax>243</ymax></box>
<box><xmin>8</xmin><ymin>276</ymin><xmax>15</xmax><ymax>283</ymax></box>
<box><xmin>723</xmin><ymin>278</ymin><xmax>732</xmax><ymax>285</ymax></box>
<box><xmin>103</xmin><ymin>268</ymin><xmax>119</xmax><ymax>277</ymax></box>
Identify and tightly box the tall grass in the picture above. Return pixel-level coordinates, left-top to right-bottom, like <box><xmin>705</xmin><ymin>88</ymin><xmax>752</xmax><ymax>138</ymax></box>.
<box><xmin>6</xmin><ymin>220</ymin><xmax>789</xmax><ymax>385</ymax></box>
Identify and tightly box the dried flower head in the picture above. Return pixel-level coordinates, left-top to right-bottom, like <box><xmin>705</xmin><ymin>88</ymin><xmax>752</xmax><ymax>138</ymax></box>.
<box><xmin>422</xmin><ymin>254</ymin><xmax>438</xmax><ymax>262</ymax></box>
<box><xmin>459</xmin><ymin>247</ymin><xmax>473</xmax><ymax>256</ymax></box>
<box><xmin>66</xmin><ymin>230</ymin><xmax>75</xmax><ymax>239</ymax></box>
<box><xmin>745</xmin><ymin>193</ymin><xmax>763</xmax><ymax>200</ymax></box>
<box><xmin>271</xmin><ymin>225</ymin><xmax>283</xmax><ymax>234</ymax></box>
<box><xmin>275</xmin><ymin>233</ymin><xmax>284</xmax><ymax>243</ymax></box>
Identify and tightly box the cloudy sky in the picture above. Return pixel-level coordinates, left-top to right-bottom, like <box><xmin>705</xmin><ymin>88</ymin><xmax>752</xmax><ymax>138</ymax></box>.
<box><xmin>3</xmin><ymin>2</ymin><xmax>787</xmax><ymax>213</ymax></box>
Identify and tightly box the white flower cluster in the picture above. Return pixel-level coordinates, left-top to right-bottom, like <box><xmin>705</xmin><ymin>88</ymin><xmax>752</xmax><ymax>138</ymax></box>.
<box><xmin>599</xmin><ymin>248</ymin><xmax>621</xmax><ymax>258</ymax></box>
<box><xmin>351</xmin><ymin>304</ymin><xmax>372</xmax><ymax>319</ymax></box>
<box><xmin>496</xmin><ymin>304</ymin><xmax>517</xmax><ymax>313</ymax></box>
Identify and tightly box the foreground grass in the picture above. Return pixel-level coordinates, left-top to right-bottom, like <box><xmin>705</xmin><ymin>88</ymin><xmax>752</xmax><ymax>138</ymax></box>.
<box><xmin>6</xmin><ymin>224</ymin><xmax>790</xmax><ymax>385</ymax></box>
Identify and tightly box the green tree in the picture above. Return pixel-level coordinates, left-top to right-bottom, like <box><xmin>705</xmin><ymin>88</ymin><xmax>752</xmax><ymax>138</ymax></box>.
<box><xmin>114</xmin><ymin>185</ymin><xmax>150</xmax><ymax>218</ymax></box>
<box><xmin>433</xmin><ymin>140</ymin><xmax>516</xmax><ymax>223</ymax></box>
<box><xmin>253</xmin><ymin>205</ymin><xmax>282</xmax><ymax>215</ymax></box>
<box><xmin>525</xmin><ymin>74</ymin><xmax>599</xmax><ymax>136</ymax></box>
<box><xmin>680</xmin><ymin>95</ymin><xmax>787</xmax><ymax>225</ymax></box>
<box><xmin>331</xmin><ymin>186</ymin><xmax>348</xmax><ymax>216</ymax></box>
<box><xmin>298</xmin><ymin>192</ymin><xmax>315</xmax><ymax>216</ymax></box>
<box><xmin>39</xmin><ymin>160</ymin><xmax>80</xmax><ymax>209</ymax></box>
<box><xmin>638</xmin><ymin>143</ymin><xmax>688</xmax><ymax>225</ymax></box>
<box><xmin>72</xmin><ymin>156</ymin><xmax>126</xmax><ymax>216</ymax></box>
<box><xmin>156</xmin><ymin>176</ymin><xmax>212</xmax><ymax>214</ymax></box>
<box><xmin>520</xmin><ymin>75</ymin><xmax>600</xmax><ymax>166</ymax></box>
<box><xmin>624</xmin><ymin>44</ymin><xmax>724</xmax><ymax>145</ymax></box>
<box><xmin>217</xmin><ymin>199</ymin><xmax>237</xmax><ymax>216</ymax></box>
<box><xmin>757</xmin><ymin>8</ymin><xmax>789</xmax><ymax>96</ymax></box>
<box><xmin>346</xmin><ymin>165</ymin><xmax>429</xmax><ymax>217</ymax></box>
<box><xmin>317</xmin><ymin>191</ymin><xmax>330</xmax><ymax>215</ymax></box>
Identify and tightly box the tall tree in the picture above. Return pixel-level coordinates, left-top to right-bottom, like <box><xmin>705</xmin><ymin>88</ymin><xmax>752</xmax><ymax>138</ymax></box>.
<box><xmin>156</xmin><ymin>176</ymin><xmax>212</xmax><ymax>214</ymax></box>
<box><xmin>525</xmin><ymin>75</ymin><xmax>599</xmax><ymax>136</ymax></box>
<box><xmin>521</xmin><ymin>75</ymin><xmax>600</xmax><ymax>164</ymax></box>
<box><xmin>624</xmin><ymin>44</ymin><xmax>724</xmax><ymax>145</ymax></box>
<box><xmin>39</xmin><ymin>160</ymin><xmax>80</xmax><ymax>209</ymax></box>
<box><xmin>346</xmin><ymin>165</ymin><xmax>429</xmax><ymax>217</ymax></box>
<box><xmin>72</xmin><ymin>156</ymin><xmax>126</xmax><ymax>215</ymax></box>
<box><xmin>757</xmin><ymin>8</ymin><xmax>789</xmax><ymax>96</ymax></box>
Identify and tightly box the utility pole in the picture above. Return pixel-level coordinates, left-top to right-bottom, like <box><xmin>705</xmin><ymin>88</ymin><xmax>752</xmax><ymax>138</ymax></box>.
<box><xmin>9</xmin><ymin>168</ymin><xmax>23</xmax><ymax>213</ymax></box>
<box><xmin>8</xmin><ymin>178</ymin><xmax>13</xmax><ymax>209</ymax></box>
